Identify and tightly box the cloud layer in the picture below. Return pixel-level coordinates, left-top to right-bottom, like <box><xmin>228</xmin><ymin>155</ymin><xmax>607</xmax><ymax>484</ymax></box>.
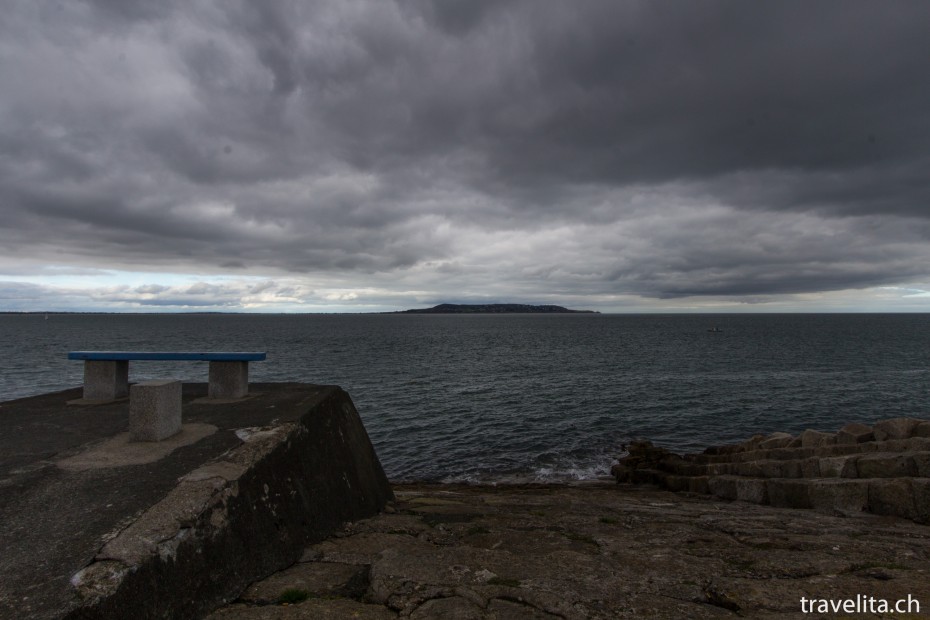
<box><xmin>2</xmin><ymin>1</ymin><xmax>929</xmax><ymax>311</ymax></box>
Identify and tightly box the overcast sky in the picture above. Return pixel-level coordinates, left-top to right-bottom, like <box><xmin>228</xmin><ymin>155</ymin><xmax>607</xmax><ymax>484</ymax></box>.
<box><xmin>2</xmin><ymin>1</ymin><xmax>929</xmax><ymax>312</ymax></box>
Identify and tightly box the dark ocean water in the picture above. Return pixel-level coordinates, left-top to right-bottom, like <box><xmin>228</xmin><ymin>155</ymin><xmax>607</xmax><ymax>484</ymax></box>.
<box><xmin>2</xmin><ymin>313</ymin><xmax>928</xmax><ymax>482</ymax></box>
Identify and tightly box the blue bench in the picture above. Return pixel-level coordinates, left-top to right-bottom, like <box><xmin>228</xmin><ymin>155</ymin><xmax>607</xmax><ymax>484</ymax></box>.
<box><xmin>68</xmin><ymin>351</ymin><xmax>267</xmax><ymax>401</ymax></box>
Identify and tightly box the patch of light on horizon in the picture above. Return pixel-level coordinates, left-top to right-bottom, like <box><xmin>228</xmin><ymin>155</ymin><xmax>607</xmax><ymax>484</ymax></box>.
<box><xmin>3</xmin><ymin>269</ymin><xmax>269</xmax><ymax>290</ymax></box>
<box><xmin>877</xmin><ymin>285</ymin><xmax>930</xmax><ymax>298</ymax></box>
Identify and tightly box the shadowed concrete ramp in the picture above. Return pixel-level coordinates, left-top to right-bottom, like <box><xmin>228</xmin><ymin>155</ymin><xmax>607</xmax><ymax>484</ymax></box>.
<box><xmin>0</xmin><ymin>383</ymin><xmax>392</xmax><ymax>619</ymax></box>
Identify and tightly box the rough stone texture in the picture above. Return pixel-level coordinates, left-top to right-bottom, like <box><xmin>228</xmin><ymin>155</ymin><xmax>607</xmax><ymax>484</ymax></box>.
<box><xmin>239</xmin><ymin>562</ymin><xmax>370</xmax><ymax>604</ymax></box>
<box><xmin>913</xmin><ymin>479</ymin><xmax>930</xmax><ymax>523</ymax></box>
<box><xmin>610</xmin><ymin>440</ymin><xmax>676</xmax><ymax>484</ymax></box>
<box><xmin>916</xmin><ymin>421</ymin><xmax>930</xmax><ymax>438</ymax></box>
<box><xmin>738</xmin><ymin>433</ymin><xmax>766</xmax><ymax>452</ymax></box>
<box><xmin>759</xmin><ymin>459</ymin><xmax>801</xmax><ymax>479</ymax></box>
<box><xmin>734</xmin><ymin>478</ymin><xmax>767</xmax><ymax>504</ymax></box>
<box><xmin>616</xmin><ymin>417</ymin><xmax>930</xmax><ymax>524</ymax></box>
<box><xmin>129</xmin><ymin>380</ymin><xmax>182</xmax><ymax>442</ymax></box>
<box><xmin>874</xmin><ymin>417</ymin><xmax>923</xmax><ymax>441</ymax></box>
<box><xmin>767</xmin><ymin>479</ymin><xmax>812</xmax><ymax>509</ymax></box>
<box><xmin>207</xmin><ymin>484</ymin><xmax>930</xmax><ymax>620</ymax></box>
<box><xmin>818</xmin><ymin>455</ymin><xmax>859</xmax><ymax>478</ymax></box>
<box><xmin>835</xmin><ymin>422</ymin><xmax>874</xmax><ymax>445</ymax></box>
<box><xmin>707</xmin><ymin>476</ymin><xmax>737</xmax><ymax>500</ymax></box>
<box><xmin>855</xmin><ymin>453</ymin><xmax>917</xmax><ymax>478</ymax></box>
<box><xmin>688</xmin><ymin>477</ymin><xmax>710</xmax><ymax>494</ymax></box>
<box><xmin>868</xmin><ymin>479</ymin><xmax>919</xmax><ymax>521</ymax></box>
<box><xmin>82</xmin><ymin>360</ymin><xmax>129</xmax><ymax>401</ymax></box>
<box><xmin>800</xmin><ymin>456</ymin><xmax>821</xmax><ymax>478</ymax></box>
<box><xmin>800</xmin><ymin>429</ymin><xmax>835</xmax><ymax>448</ymax></box>
<box><xmin>211</xmin><ymin>599</ymin><xmax>396</xmax><ymax>619</ymax></box>
<box><xmin>914</xmin><ymin>453</ymin><xmax>930</xmax><ymax>478</ymax></box>
<box><xmin>899</xmin><ymin>437</ymin><xmax>930</xmax><ymax>452</ymax></box>
<box><xmin>208</xmin><ymin>361</ymin><xmax>250</xmax><ymax>399</ymax></box>
<box><xmin>807</xmin><ymin>479</ymin><xmax>870</xmax><ymax>515</ymax></box>
<box><xmin>758</xmin><ymin>432</ymin><xmax>793</xmax><ymax>450</ymax></box>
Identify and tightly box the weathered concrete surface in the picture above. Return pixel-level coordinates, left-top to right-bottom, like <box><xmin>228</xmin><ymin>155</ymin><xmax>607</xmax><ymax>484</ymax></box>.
<box><xmin>129</xmin><ymin>380</ymin><xmax>182</xmax><ymax>442</ymax></box>
<box><xmin>208</xmin><ymin>483</ymin><xmax>930</xmax><ymax>620</ymax></box>
<box><xmin>0</xmin><ymin>383</ymin><xmax>392</xmax><ymax>620</ymax></box>
<box><xmin>208</xmin><ymin>361</ymin><xmax>250</xmax><ymax>399</ymax></box>
<box><xmin>82</xmin><ymin>360</ymin><xmax>128</xmax><ymax>401</ymax></box>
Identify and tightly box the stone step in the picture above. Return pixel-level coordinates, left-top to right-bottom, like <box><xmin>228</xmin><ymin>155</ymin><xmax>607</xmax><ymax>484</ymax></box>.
<box><xmin>666</xmin><ymin>451</ymin><xmax>930</xmax><ymax>480</ymax></box>
<box><xmin>618</xmin><ymin>418</ymin><xmax>930</xmax><ymax>526</ymax></box>
<box><xmin>731</xmin><ymin>419</ymin><xmax>930</xmax><ymax>452</ymax></box>
<box><xmin>662</xmin><ymin>475</ymin><xmax>930</xmax><ymax>524</ymax></box>
<box><xmin>685</xmin><ymin>437</ymin><xmax>930</xmax><ymax>465</ymax></box>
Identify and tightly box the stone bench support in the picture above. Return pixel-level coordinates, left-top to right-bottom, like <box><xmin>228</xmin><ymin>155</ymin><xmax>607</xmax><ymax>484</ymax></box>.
<box><xmin>208</xmin><ymin>361</ymin><xmax>248</xmax><ymax>399</ymax></box>
<box><xmin>83</xmin><ymin>360</ymin><xmax>129</xmax><ymax>401</ymax></box>
<box><xmin>130</xmin><ymin>380</ymin><xmax>182</xmax><ymax>442</ymax></box>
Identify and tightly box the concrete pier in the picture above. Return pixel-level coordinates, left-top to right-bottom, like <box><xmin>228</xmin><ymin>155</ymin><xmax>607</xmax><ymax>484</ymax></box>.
<box><xmin>0</xmin><ymin>383</ymin><xmax>392</xmax><ymax>620</ymax></box>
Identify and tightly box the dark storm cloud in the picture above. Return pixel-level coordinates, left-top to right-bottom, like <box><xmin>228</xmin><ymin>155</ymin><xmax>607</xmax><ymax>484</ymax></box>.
<box><xmin>378</xmin><ymin>1</ymin><xmax>930</xmax><ymax>217</ymax></box>
<box><xmin>1</xmin><ymin>0</ymin><xmax>929</xmax><ymax>308</ymax></box>
<box><xmin>499</xmin><ymin>3</ymin><xmax>930</xmax><ymax>186</ymax></box>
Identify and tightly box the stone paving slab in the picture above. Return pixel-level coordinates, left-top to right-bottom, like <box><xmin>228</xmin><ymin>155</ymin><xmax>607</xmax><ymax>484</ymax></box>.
<box><xmin>208</xmin><ymin>483</ymin><xmax>930</xmax><ymax>619</ymax></box>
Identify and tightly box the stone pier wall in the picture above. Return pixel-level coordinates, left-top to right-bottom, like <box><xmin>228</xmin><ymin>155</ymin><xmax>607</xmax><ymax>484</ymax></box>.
<box><xmin>612</xmin><ymin>417</ymin><xmax>930</xmax><ymax>524</ymax></box>
<box><xmin>63</xmin><ymin>386</ymin><xmax>393</xmax><ymax>620</ymax></box>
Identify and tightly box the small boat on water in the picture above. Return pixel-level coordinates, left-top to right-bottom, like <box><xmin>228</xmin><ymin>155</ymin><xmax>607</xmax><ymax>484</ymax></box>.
<box><xmin>707</xmin><ymin>327</ymin><xmax>722</xmax><ymax>333</ymax></box>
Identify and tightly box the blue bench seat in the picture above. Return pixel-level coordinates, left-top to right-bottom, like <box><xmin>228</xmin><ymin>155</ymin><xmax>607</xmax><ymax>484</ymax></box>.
<box><xmin>68</xmin><ymin>351</ymin><xmax>267</xmax><ymax>401</ymax></box>
<box><xmin>68</xmin><ymin>352</ymin><xmax>266</xmax><ymax>362</ymax></box>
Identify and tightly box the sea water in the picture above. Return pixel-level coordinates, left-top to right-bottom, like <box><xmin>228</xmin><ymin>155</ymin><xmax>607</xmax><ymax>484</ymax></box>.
<box><xmin>1</xmin><ymin>313</ymin><xmax>928</xmax><ymax>482</ymax></box>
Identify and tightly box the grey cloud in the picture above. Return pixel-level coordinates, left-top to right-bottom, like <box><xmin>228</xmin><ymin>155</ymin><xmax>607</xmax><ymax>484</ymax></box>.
<box><xmin>136</xmin><ymin>284</ymin><xmax>170</xmax><ymax>294</ymax></box>
<box><xmin>408</xmin><ymin>0</ymin><xmax>512</xmax><ymax>36</ymax></box>
<box><xmin>81</xmin><ymin>0</ymin><xmax>179</xmax><ymax>23</ymax></box>
<box><xmin>85</xmin><ymin>281</ymin><xmax>318</xmax><ymax>309</ymax></box>
<box><xmin>0</xmin><ymin>282</ymin><xmax>51</xmax><ymax>302</ymax></box>
<box><xmin>1</xmin><ymin>0</ymin><xmax>929</xmax><ymax>308</ymax></box>
<box><xmin>238</xmin><ymin>3</ymin><xmax>300</xmax><ymax>97</ymax></box>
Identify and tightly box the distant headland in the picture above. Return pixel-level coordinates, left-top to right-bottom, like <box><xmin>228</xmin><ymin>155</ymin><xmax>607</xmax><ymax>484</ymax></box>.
<box><xmin>391</xmin><ymin>303</ymin><xmax>599</xmax><ymax>314</ymax></box>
